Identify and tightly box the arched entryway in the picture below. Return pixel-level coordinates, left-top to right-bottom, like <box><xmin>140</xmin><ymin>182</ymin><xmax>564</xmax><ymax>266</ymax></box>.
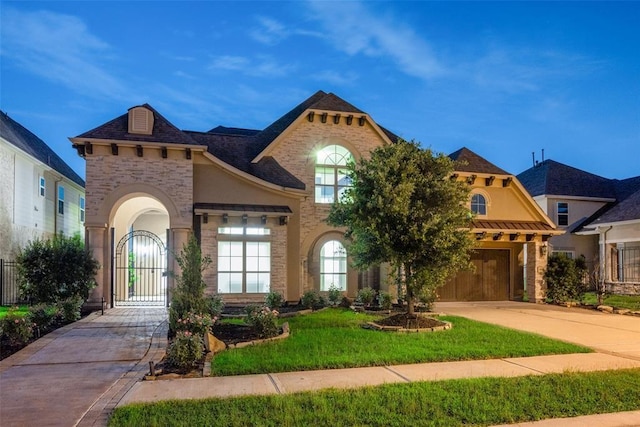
<box><xmin>110</xmin><ymin>196</ymin><xmax>170</xmax><ymax>307</ymax></box>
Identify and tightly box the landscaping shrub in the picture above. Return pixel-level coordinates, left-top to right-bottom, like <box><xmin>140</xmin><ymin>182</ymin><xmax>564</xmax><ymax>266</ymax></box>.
<box><xmin>339</xmin><ymin>296</ymin><xmax>353</xmax><ymax>308</ymax></box>
<box><xmin>0</xmin><ymin>307</ymin><xmax>34</xmax><ymax>346</ymax></box>
<box><xmin>357</xmin><ymin>287</ymin><xmax>376</xmax><ymax>307</ymax></box>
<box><xmin>545</xmin><ymin>253</ymin><xmax>588</xmax><ymax>304</ymax></box>
<box><xmin>204</xmin><ymin>294</ymin><xmax>224</xmax><ymax>318</ymax></box>
<box><xmin>169</xmin><ymin>235</ymin><xmax>211</xmax><ymax>333</ymax></box>
<box><xmin>327</xmin><ymin>285</ymin><xmax>342</xmax><ymax>306</ymax></box>
<box><xmin>57</xmin><ymin>296</ymin><xmax>84</xmax><ymax>323</ymax></box>
<box><xmin>165</xmin><ymin>331</ymin><xmax>204</xmax><ymax>371</ymax></box>
<box><xmin>418</xmin><ymin>287</ymin><xmax>438</xmax><ymax>311</ymax></box>
<box><xmin>377</xmin><ymin>291</ymin><xmax>393</xmax><ymax>310</ymax></box>
<box><xmin>301</xmin><ymin>290</ymin><xmax>320</xmax><ymax>309</ymax></box>
<box><xmin>174</xmin><ymin>312</ymin><xmax>215</xmax><ymax>337</ymax></box>
<box><xmin>28</xmin><ymin>304</ymin><xmax>59</xmax><ymax>331</ymax></box>
<box><xmin>265</xmin><ymin>291</ymin><xmax>284</xmax><ymax>310</ymax></box>
<box><xmin>245</xmin><ymin>306</ymin><xmax>280</xmax><ymax>339</ymax></box>
<box><xmin>17</xmin><ymin>233</ymin><xmax>99</xmax><ymax>304</ymax></box>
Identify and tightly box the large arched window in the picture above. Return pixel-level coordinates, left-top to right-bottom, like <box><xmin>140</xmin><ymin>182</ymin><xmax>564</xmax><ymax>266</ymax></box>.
<box><xmin>315</xmin><ymin>145</ymin><xmax>353</xmax><ymax>203</ymax></box>
<box><xmin>470</xmin><ymin>193</ymin><xmax>487</xmax><ymax>215</ymax></box>
<box><xmin>320</xmin><ymin>240</ymin><xmax>347</xmax><ymax>291</ymax></box>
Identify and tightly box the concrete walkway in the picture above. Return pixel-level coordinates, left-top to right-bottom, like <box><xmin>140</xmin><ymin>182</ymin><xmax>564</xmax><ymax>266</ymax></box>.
<box><xmin>0</xmin><ymin>307</ymin><xmax>167</xmax><ymax>427</ymax></box>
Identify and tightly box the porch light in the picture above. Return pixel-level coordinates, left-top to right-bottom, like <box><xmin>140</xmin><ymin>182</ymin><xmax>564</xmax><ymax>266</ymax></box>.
<box><xmin>222</xmin><ymin>213</ymin><xmax>228</xmax><ymax>224</ymax></box>
<box><xmin>242</xmin><ymin>214</ymin><xmax>248</xmax><ymax>224</ymax></box>
<box><xmin>261</xmin><ymin>215</ymin><xmax>267</xmax><ymax>225</ymax></box>
<box><xmin>279</xmin><ymin>216</ymin><xmax>288</xmax><ymax>226</ymax></box>
<box><xmin>203</xmin><ymin>213</ymin><xmax>208</xmax><ymax>224</ymax></box>
<box><xmin>540</xmin><ymin>243</ymin><xmax>548</xmax><ymax>256</ymax></box>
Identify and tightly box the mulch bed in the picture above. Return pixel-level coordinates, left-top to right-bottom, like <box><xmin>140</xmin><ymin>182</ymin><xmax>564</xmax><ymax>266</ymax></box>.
<box><xmin>373</xmin><ymin>313</ymin><xmax>446</xmax><ymax>329</ymax></box>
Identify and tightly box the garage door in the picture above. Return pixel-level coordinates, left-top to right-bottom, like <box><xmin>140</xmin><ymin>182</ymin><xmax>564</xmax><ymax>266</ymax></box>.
<box><xmin>439</xmin><ymin>249</ymin><xmax>510</xmax><ymax>301</ymax></box>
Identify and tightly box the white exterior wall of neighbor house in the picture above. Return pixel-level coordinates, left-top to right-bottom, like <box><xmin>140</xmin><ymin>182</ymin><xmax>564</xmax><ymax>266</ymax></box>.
<box><xmin>0</xmin><ymin>138</ymin><xmax>84</xmax><ymax>260</ymax></box>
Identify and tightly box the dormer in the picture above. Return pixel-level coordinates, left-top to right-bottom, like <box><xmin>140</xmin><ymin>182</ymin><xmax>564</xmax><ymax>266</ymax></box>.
<box><xmin>128</xmin><ymin>106</ymin><xmax>154</xmax><ymax>135</ymax></box>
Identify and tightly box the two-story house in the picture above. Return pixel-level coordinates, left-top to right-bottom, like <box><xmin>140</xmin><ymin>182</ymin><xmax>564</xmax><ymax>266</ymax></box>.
<box><xmin>70</xmin><ymin>91</ymin><xmax>559</xmax><ymax>309</ymax></box>
<box><xmin>518</xmin><ymin>160</ymin><xmax>640</xmax><ymax>295</ymax></box>
<box><xmin>0</xmin><ymin>111</ymin><xmax>85</xmax><ymax>259</ymax></box>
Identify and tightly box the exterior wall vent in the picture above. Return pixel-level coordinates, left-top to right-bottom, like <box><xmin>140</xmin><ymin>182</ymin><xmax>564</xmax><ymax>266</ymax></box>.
<box><xmin>128</xmin><ymin>107</ymin><xmax>154</xmax><ymax>135</ymax></box>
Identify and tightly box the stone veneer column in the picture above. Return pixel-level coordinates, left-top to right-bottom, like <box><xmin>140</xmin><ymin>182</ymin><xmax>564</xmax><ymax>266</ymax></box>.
<box><xmin>526</xmin><ymin>241</ymin><xmax>548</xmax><ymax>303</ymax></box>
<box><xmin>85</xmin><ymin>225</ymin><xmax>107</xmax><ymax>309</ymax></box>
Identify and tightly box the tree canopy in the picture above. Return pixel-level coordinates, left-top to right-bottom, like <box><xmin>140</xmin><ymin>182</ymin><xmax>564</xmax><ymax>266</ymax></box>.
<box><xmin>328</xmin><ymin>140</ymin><xmax>475</xmax><ymax>314</ymax></box>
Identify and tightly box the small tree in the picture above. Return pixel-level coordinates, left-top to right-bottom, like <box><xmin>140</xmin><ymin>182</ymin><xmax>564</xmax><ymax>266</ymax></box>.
<box><xmin>17</xmin><ymin>234</ymin><xmax>99</xmax><ymax>304</ymax></box>
<box><xmin>328</xmin><ymin>140</ymin><xmax>475</xmax><ymax>315</ymax></box>
<box><xmin>169</xmin><ymin>234</ymin><xmax>211</xmax><ymax>333</ymax></box>
<box><xmin>544</xmin><ymin>253</ymin><xmax>588</xmax><ymax>304</ymax></box>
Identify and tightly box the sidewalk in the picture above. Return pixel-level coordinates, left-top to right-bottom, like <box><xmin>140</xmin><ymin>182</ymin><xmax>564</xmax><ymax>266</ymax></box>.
<box><xmin>120</xmin><ymin>352</ymin><xmax>640</xmax><ymax>404</ymax></box>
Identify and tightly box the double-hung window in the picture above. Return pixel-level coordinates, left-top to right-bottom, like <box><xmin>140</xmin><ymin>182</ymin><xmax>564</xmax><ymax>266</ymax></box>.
<box><xmin>79</xmin><ymin>196</ymin><xmax>85</xmax><ymax>223</ymax></box>
<box><xmin>320</xmin><ymin>240</ymin><xmax>347</xmax><ymax>291</ymax></box>
<box><xmin>557</xmin><ymin>202</ymin><xmax>569</xmax><ymax>226</ymax></box>
<box><xmin>58</xmin><ymin>186</ymin><xmax>65</xmax><ymax>215</ymax></box>
<box><xmin>470</xmin><ymin>193</ymin><xmax>487</xmax><ymax>215</ymax></box>
<box><xmin>39</xmin><ymin>176</ymin><xmax>46</xmax><ymax>197</ymax></box>
<box><xmin>218</xmin><ymin>227</ymin><xmax>271</xmax><ymax>294</ymax></box>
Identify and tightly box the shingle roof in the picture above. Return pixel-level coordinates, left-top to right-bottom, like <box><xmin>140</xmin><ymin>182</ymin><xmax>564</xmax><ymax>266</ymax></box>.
<box><xmin>73</xmin><ymin>91</ymin><xmax>397</xmax><ymax>191</ymax></box>
<box><xmin>1</xmin><ymin>111</ymin><xmax>85</xmax><ymax>187</ymax></box>
<box><xmin>517</xmin><ymin>159</ymin><xmax>615</xmax><ymax>199</ymax></box>
<box><xmin>448</xmin><ymin>147</ymin><xmax>509</xmax><ymax>175</ymax></box>
<box><xmin>76</xmin><ymin>104</ymin><xmax>198</xmax><ymax>146</ymax></box>
<box><xmin>586</xmin><ymin>178</ymin><xmax>640</xmax><ymax>225</ymax></box>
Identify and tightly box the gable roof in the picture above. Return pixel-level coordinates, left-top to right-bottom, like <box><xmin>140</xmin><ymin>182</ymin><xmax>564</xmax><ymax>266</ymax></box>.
<box><xmin>449</xmin><ymin>147</ymin><xmax>509</xmax><ymax>175</ymax></box>
<box><xmin>1</xmin><ymin>111</ymin><xmax>85</xmax><ymax>187</ymax></box>
<box><xmin>517</xmin><ymin>159</ymin><xmax>615</xmax><ymax>199</ymax></box>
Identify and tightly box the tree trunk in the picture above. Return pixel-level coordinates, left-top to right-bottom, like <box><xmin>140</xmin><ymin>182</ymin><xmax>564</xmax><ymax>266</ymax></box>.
<box><xmin>405</xmin><ymin>263</ymin><xmax>415</xmax><ymax>315</ymax></box>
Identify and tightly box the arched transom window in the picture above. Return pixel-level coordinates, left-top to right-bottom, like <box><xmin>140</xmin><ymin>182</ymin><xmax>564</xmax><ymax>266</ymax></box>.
<box><xmin>320</xmin><ymin>240</ymin><xmax>347</xmax><ymax>291</ymax></box>
<box><xmin>470</xmin><ymin>193</ymin><xmax>487</xmax><ymax>215</ymax></box>
<box><xmin>315</xmin><ymin>145</ymin><xmax>353</xmax><ymax>203</ymax></box>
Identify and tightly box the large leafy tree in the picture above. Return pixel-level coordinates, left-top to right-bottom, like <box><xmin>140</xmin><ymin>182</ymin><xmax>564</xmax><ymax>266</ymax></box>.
<box><xmin>328</xmin><ymin>140</ymin><xmax>475</xmax><ymax>315</ymax></box>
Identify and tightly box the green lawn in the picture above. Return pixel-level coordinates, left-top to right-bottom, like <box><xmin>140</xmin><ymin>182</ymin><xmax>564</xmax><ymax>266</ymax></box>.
<box><xmin>582</xmin><ymin>292</ymin><xmax>640</xmax><ymax>311</ymax></box>
<box><xmin>212</xmin><ymin>308</ymin><xmax>590</xmax><ymax>376</ymax></box>
<box><xmin>0</xmin><ymin>305</ymin><xmax>29</xmax><ymax>319</ymax></box>
<box><xmin>110</xmin><ymin>368</ymin><xmax>640</xmax><ymax>427</ymax></box>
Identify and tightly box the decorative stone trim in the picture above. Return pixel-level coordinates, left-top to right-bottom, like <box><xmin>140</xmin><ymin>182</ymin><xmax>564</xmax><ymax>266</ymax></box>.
<box><xmin>364</xmin><ymin>319</ymin><xmax>452</xmax><ymax>333</ymax></box>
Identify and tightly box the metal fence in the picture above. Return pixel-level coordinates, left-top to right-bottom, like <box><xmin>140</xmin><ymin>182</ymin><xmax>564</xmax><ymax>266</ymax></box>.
<box><xmin>1</xmin><ymin>259</ymin><xmax>26</xmax><ymax>305</ymax></box>
<box><xmin>612</xmin><ymin>247</ymin><xmax>640</xmax><ymax>283</ymax></box>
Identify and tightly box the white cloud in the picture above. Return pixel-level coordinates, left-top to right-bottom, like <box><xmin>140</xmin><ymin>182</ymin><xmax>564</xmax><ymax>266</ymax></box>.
<box><xmin>208</xmin><ymin>55</ymin><xmax>295</xmax><ymax>78</ymax></box>
<box><xmin>249</xmin><ymin>15</ymin><xmax>324</xmax><ymax>45</ymax></box>
<box><xmin>0</xmin><ymin>7</ymin><xmax>127</xmax><ymax>99</ymax></box>
<box><xmin>311</xmin><ymin>70</ymin><xmax>359</xmax><ymax>86</ymax></box>
<box><xmin>305</xmin><ymin>0</ymin><xmax>444</xmax><ymax>79</ymax></box>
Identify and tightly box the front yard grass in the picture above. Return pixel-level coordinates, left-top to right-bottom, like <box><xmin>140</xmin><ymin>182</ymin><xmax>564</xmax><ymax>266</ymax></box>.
<box><xmin>582</xmin><ymin>292</ymin><xmax>640</xmax><ymax>311</ymax></box>
<box><xmin>0</xmin><ymin>305</ymin><xmax>29</xmax><ymax>319</ymax></box>
<box><xmin>110</xmin><ymin>368</ymin><xmax>640</xmax><ymax>427</ymax></box>
<box><xmin>212</xmin><ymin>308</ymin><xmax>590</xmax><ymax>376</ymax></box>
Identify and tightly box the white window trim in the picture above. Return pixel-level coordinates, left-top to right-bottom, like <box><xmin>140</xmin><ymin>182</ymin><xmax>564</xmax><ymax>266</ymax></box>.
<box><xmin>217</xmin><ymin>229</ymin><xmax>271</xmax><ymax>294</ymax></box>
<box><xmin>39</xmin><ymin>176</ymin><xmax>46</xmax><ymax>197</ymax></box>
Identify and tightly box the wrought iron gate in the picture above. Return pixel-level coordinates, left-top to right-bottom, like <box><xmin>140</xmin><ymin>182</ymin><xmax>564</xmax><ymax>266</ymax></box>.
<box><xmin>113</xmin><ymin>230</ymin><xmax>167</xmax><ymax>306</ymax></box>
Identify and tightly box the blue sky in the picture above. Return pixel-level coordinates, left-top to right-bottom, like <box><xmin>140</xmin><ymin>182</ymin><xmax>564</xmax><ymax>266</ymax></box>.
<box><xmin>1</xmin><ymin>1</ymin><xmax>638</xmax><ymax>181</ymax></box>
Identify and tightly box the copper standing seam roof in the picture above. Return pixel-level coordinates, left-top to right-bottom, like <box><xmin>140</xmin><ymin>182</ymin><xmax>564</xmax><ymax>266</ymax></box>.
<box><xmin>471</xmin><ymin>220</ymin><xmax>556</xmax><ymax>232</ymax></box>
<box><xmin>193</xmin><ymin>203</ymin><xmax>292</xmax><ymax>214</ymax></box>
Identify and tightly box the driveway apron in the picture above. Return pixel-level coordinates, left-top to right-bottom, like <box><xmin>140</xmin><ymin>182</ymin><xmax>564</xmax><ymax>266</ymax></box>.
<box><xmin>435</xmin><ymin>301</ymin><xmax>640</xmax><ymax>360</ymax></box>
<box><xmin>0</xmin><ymin>307</ymin><xmax>167</xmax><ymax>427</ymax></box>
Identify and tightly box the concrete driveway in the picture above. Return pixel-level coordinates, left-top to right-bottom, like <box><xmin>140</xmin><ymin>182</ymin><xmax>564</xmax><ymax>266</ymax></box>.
<box><xmin>0</xmin><ymin>307</ymin><xmax>167</xmax><ymax>427</ymax></box>
<box><xmin>434</xmin><ymin>301</ymin><xmax>640</xmax><ymax>360</ymax></box>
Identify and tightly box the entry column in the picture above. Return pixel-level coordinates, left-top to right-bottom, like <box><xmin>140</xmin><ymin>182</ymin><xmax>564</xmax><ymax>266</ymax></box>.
<box><xmin>169</xmin><ymin>227</ymin><xmax>191</xmax><ymax>303</ymax></box>
<box><xmin>85</xmin><ymin>224</ymin><xmax>108</xmax><ymax>310</ymax></box>
<box><xmin>526</xmin><ymin>240</ymin><xmax>548</xmax><ymax>303</ymax></box>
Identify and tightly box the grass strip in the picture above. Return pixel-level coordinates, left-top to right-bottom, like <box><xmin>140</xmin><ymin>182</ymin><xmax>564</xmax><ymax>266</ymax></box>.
<box><xmin>212</xmin><ymin>308</ymin><xmax>590</xmax><ymax>376</ymax></box>
<box><xmin>0</xmin><ymin>305</ymin><xmax>29</xmax><ymax>319</ymax></box>
<box><xmin>110</xmin><ymin>368</ymin><xmax>640</xmax><ymax>427</ymax></box>
<box><xmin>582</xmin><ymin>292</ymin><xmax>640</xmax><ymax>311</ymax></box>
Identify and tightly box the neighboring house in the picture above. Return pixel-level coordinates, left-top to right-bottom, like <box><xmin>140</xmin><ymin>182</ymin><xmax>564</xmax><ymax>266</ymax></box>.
<box><xmin>0</xmin><ymin>111</ymin><xmax>85</xmax><ymax>261</ymax></box>
<box><xmin>518</xmin><ymin>160</ymin><xmax>640</xmax><ymax>294</ymax></box>
<box><xmin>69</xmin><ymin>91</ymin><xmax>559</xmax><ymax>309</ymax></box>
